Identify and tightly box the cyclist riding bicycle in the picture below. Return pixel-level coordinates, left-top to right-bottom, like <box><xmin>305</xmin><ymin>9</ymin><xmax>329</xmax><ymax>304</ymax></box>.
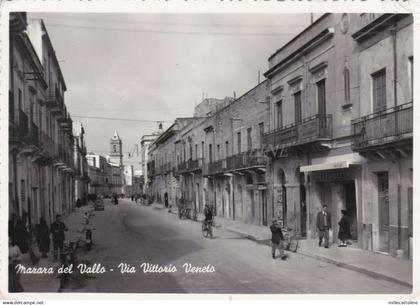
<box><xmin>203</xmin><ymin>204</ymin><xmax>213</xmax><ymax>237</ymax></box>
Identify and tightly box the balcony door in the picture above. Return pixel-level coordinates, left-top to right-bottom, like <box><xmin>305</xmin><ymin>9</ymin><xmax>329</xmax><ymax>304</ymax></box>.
<box><xmin>372</xmin><ymin>69</ymin><xmax>386</xmax><ymax>112</ymax></box>
<box><xmin>294</xmin><ymin>92</ymin><xmax>302</xmax><ymax>123</ymax></box>
<box><xmin>317</xmin><ymin>79</ymin><xmax>327</xmax><ymax>135</ymax></box>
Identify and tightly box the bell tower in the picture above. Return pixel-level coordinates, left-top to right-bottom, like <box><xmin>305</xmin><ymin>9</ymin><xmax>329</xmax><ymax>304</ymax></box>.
<box><xmin>109</xmin><ymin>130</ymin><xmax>123</xmax><ymax>166</ymax></box>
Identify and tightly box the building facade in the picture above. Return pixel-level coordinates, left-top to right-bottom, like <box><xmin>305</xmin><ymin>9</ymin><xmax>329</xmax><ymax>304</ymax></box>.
<box><xmin>141</xmin><ymin>131</ymin><xmax>162</xmax><ymax>196</ymax></box>
<box><xmin>144</xmin><ymin>13</ymin><xmax>412</xmax><ymax>259</ymax></box>
<box><xmin>73</xmin><ymin>122</ymin><xmax>89</xmax><ymax>203</ymax></box>
<box><xmin>9</xmin><ymin>14</ymin><xmax>75</xmax><ymax>227</ymax></box>
<box><xmin>262</xmin><ymin>13</ymin><xmax>412</xmax><ymax>258</ymax></box>
<box><xmin>122</xmin><ymin>165</ymin><xmax>143</xmax><ymax>196</ymax></box>
<box><xmin>350</xmin><ymin>14</ymin><xmax>413</xmax><ymax>258</ymax></box>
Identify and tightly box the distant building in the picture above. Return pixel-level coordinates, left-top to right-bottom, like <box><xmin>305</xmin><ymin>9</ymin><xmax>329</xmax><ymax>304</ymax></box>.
<box><xmin>141</xmin><ymin>129</ymin><xmax>162</xmax><ymax>195</ymax></box>
<box><xmin>122</xmin><ymin>165</ymin><xmax>143</xmax><ymax>196</ymax></box>
<box><xmin>73</xmin><ymin>122</ymin><xmax>89</xmax><ymax>202</ymax></box>
<box><xmin>108</xmin><ymin>130</ymin><xmax>123</xmax><ymax>166</ymax></box>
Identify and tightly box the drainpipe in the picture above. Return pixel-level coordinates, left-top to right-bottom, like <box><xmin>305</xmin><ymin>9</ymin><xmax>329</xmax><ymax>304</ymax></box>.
<box><xmin>391</xmin><ymin>24</ymin><xmax>402</xmax><ymax>254</ymax></box>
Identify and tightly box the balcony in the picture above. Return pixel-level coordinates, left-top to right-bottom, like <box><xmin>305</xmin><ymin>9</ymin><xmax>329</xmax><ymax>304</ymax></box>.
<box><xmin>46</xmin><ymin>87</ymin><xmax>64</xmax><ymax>114</ymax></box>
<box><xmin>161</xmin><ymin>163</ymin><xmax>172</xmax><ymax>174</ymax></box>
<box><xmin>40</xmin><ymin>132</ymin><xmax>55</xmax><ymax>158</ymax></box>
<box><xmin>226</xmin><ymin>150</ymin><xmax>267</xmax><ymax>172</ymax></box>
<box><xmin>147</xmin><ymin>161</ymin><xmax>156</xmax><ymax>177</ymax></box>
<box><xmin>207</xmin><ymin>159</ymin><xmax>226</xmax><ymax>176</ymax></box>
<box><xmin>262</xmin><ymin>114</ymin><xmax>332</xmax><ymax>154</ymax></box>
<box><xmin>176</xmin><ymin>158</ymin><xmax>203</xmax><ymax>175</ymax></box>
<box><xmin>352</xmin><ymin>102</ymin><xmax>412</xmax><ymax>157</ymax></box>
<box><xmin>24</xmin><ymin>122</ymin><xmax>40</xmax><ymax>147</ymax></box>
<box><xmin>9</xmin><ymin>109</ymin><xmax>28</xmax><ymax>142</ymax></box>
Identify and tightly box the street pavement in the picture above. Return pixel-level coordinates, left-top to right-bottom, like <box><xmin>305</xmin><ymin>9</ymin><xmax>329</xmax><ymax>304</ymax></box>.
<box><xmin>58</xmin><ymin>198</ymin><xmax>411</xmax><ymax>294</ymax></box>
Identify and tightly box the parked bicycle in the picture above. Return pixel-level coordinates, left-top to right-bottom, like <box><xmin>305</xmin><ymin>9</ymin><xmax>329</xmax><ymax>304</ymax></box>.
<box><xmin>59</xmin><ymin>241</ymin><xmax>78</xmax><ymax>290</ymax></box>
<box><xmin>202</xmin><ymin>220</ymin><xmax>213</xmax><ymax>238</ymax></box>
<box><xmin>282</xmin><ymin>227</ymin><xmax>299</xmax><ymax>252</ymax></box>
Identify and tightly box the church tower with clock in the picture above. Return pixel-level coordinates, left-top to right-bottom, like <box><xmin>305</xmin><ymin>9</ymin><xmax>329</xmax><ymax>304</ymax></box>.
<box><xmin>109</xmin><ymin>130</ymin><xmax>123</xmax><ymax>166</ymax></box>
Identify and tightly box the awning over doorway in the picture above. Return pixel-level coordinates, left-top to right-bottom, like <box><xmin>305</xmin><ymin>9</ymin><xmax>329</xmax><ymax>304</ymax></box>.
<box><xmin>300</xmin><ymin>160</ymin><xmax>360</xmax><ymax>172</ymax></box>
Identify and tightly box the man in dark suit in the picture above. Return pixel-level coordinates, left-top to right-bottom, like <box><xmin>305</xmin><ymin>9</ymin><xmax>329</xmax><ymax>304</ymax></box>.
<box><xmin>316</xmin><ymin>205</ymin><xmax>331</xmax><ymax>248</ymax></box>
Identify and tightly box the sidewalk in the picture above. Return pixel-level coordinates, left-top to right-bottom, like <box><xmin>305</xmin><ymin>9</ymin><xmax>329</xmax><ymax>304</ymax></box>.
<box><xmin>153</xmin><ymin>202</ymin><xmax>412</xmax><ymax>288</ymax></box>
<box><xmin>19</xmin><ymin>205</ymin><xmax>94</xmax><ymax>292</ymax></box>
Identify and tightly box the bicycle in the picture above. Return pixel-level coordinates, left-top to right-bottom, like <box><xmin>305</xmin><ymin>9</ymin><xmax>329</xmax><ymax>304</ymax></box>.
<box><xmin>202</xmin><ymin>219</ymin><xmax>213</xmax><ymax>238</ymax></box>
<box><xmin>282</xmin><ymin>227</ymin><xmax>299</xmax><ymax>252</ymax></box>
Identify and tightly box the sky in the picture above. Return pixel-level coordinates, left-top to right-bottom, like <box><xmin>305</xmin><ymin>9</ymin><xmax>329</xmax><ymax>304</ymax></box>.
<box><xmin>28</xmin><ymin>13</ymin><xmax>319</xmax><ymax>170</ymax></box>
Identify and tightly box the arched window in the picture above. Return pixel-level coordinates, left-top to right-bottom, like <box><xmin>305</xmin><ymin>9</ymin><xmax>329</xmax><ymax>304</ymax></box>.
<box><xmin>113</xmin><ymin>145</ymin><xmax>117</xmax><ymax>153</ymax></box>
<box><xmin>344</xmin><ymin>67</ymin><xmax>351</xmax><ymax>104</ymax></box>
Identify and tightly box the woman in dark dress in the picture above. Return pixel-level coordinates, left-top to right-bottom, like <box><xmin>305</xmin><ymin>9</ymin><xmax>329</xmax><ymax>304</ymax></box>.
<box><xmin>338</xmin><ymin>210</ymin><xmax>351</xmax><ymax>247</ymax></box>
<box><xmin>36</xmin><ymin>218</ymin><xmax>50</xmax><ymax>258</ymax></box>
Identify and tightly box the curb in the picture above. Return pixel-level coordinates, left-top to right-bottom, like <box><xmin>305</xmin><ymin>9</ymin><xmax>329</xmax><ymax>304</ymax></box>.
<box><xmin>296</xmin><ymin>249</ymin><xmax>412</xmax><ymax>288</ymax></box>
<box><xmin>149</xmin><ymin>202</ymin><xmax>412</xmax><ymax>288</ymax></box>
<box><xmin>225</xmin><ymin>228</ymin><xmax>412</xmax><ymax>288</ymax></box>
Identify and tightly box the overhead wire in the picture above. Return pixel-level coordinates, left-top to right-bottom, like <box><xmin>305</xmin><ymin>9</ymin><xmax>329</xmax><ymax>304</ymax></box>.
<box><xmin>43</xmin><ymin>22</ymin><xmax>307</xmax><ymax>37</ymax></box>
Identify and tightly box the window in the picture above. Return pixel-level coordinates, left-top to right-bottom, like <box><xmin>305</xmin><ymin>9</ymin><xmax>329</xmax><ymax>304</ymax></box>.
<box><xmin>237</xmin><ymin>132</ymin><xmax>241</xmax><ymax>154</ymax></box>
<box><xmin>113</xmin><ymin>145</ymin><xmax>117</xmax><ymax>153</ymax></box>
<box><xmin>201</xmin><ymin>141</ymin><xmax>204</xmax><ymax>159</ymax></box>
<box><xmin>195</xmin><ymin>144</ymin><xmax>198</xmax><ymax>160</ymax></box>
<box><xmin>209</xmin><ymin>144</ymin><xmax>213</xmax><ymax>163</ymax></box>
<box><xmin>217</xmin><ymin>145</ymin><xmax>220</xmax><ymax>161</ymax></box>
<box><xmin>343</xmin><ymin>67</ymin><xmax>351</xmax><ymax>105</ymax></box>
<box><xmin>259</xmin><ymin>122</ymin><xmax>264</xmax><ymax>146</ymax></box>
<box><xmin>294</xmin><ymin>91</ymin><xmax>302</xmax><ymax>123</ymax></box>
<box><xmin>225</xmin><ymin>141</ymin><xmax>229</xmax><ymax>158</ymax></box>
<box><xmin>317</xmin><ymin>79</ymin><xmax>326</xmax><ymax>116</ymax></box>
<box><xmin>9</xmin><ymin>91</ymin><xmax>15</xmax><ymax>124</ymax></box>
<box><xmin>189</xmin><ymin>144</ymin><xmax>193</xmax><ymax>160</ymax></box>
<box><xmin>372</xmin><ymin>69</ymin><xmax>386</xmax><ymax>112</ymax></box>
<box><xmin>247</xmin><ymin>128</ymin><xmax>252</xmax><ymax>151</ymax></box>
<box><xmin>276</xmin><ymin>101</ymin><xmax>283</xmax><ymax>129</ymax></box>
<box><xmin>409</xmin><ymin>57</ymin><xmax>413</xmax><ymax>101</ymax></box>
<box><xmin>18</xmin><ymin>89</ymin><xmax>22</xmax><ymax>110</ymax></box>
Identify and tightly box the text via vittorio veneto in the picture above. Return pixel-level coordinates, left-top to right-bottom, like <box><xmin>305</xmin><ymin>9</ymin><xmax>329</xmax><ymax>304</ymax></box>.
<box><xmin>14</xmin><ymin>262</ymin><xmax>216</xmax><ymax>275</ymax></box>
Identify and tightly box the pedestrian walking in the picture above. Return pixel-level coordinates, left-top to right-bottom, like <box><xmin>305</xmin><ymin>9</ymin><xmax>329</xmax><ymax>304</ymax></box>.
<box><xmin>36</xmin><ymin>218</ymin><xmax>50</xmax><ymax>258</ymax></box>
<box><xmin>164</xmin><ymin>192</ymin><xmax>169</xmax><ymax>208</ymax></box>
<box><xmin>9</xmin><ymin>237</ymin><xmax>24</xmax><ymax>292</ymax></box>
<box><xmin>50</xmin><ymin>215</ymin><xmax>68</xmax><ymax>259</ymax></box>
<box><xmin>316</xmin><ymin>205</ymin><xmax>332</xmax><ymax>248</ymax></box>
<box><xmin>338</xmin><ymin>210</ymin><xmax>351</xmax><ymax>247</ymax></box>
<box><xmin>14</xmin><ymin>217</ymin><xmax>28</xmax><ymax>254</ymax></box>
<box><xmin>270</xmin><ymin>220</ymin><xmax>287</xmax><ymax>260</ymax></box>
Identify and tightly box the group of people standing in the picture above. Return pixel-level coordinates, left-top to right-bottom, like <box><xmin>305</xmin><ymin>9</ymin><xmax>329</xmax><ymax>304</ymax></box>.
<box><xmin>270</xmin><ymin>205</ymin><xmax>352</xmax><ymax>259</ymax></box>
<box><xmin>9</xmin><ymin>213</ymin><xmax>69</xmax><ymax>292</ymax></box>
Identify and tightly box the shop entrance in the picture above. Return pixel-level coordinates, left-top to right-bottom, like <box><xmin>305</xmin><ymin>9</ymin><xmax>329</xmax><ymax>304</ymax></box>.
<box><xmin>344</xmin><ymin>181</ymin><xmax>357</xmax><ymax>240</ymax></box>
<box><xmin>260</xmin><ymin>189</ymin><xmax>268</xmax><ymax>226</ymax></box>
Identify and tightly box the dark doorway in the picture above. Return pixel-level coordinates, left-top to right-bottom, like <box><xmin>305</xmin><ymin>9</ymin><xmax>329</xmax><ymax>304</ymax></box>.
<box><xmin>299</xmin><ymin>172</ymin><xmax>307</xmax><ymax>237</ymax></box>
<box><xmin>377</xmin><ymin>172</ymin><xmax>390</xmax><ymax>252</ymax></box>
<box><xmin>344</xmin><ymin>181</ymin><xmax>357</xmax><ymax>240</ymax></box>
<box><xmin>261</xmin><ymin>190</ymin><xmax>267</xmax><ymax>226</ymax></box>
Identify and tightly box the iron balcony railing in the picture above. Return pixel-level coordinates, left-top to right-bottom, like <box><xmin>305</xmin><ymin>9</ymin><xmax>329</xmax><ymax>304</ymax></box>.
<box><xmin>208</xmin><ymin>159</ymin><xmax>226</xmax><ymax>175</ymax></box>
<box><xmin>147</xmin><ymin>161</ymin><xmax>155</xmax><ymax>176</ymax></box>
<box><xmin>177</xmin><ymin>161</ymin><xmax>188</xmax><ymax>172</ymax></box>
<box><xmin>352</xmin><ymin>102</ymin><xmax>412</xmax><ymax>150</ymax></box>
<box><xmin>25</xmin><ymin>122</ymin><xmax>40</xmax><ymax>147</ymax></box>
<box><xmin>177</xmin><ymin>158</ymin><xmax>203</xmax><ymax>174</ymax></box>
<box><xmin>262</xmin><ymin>114</ymin><xmax>332</xmax><ymax>149</ymax></box>
<box><xmin>188</xmin><ymin>158</ymin><xmax>203</xmax><ymax>171</ymax></box>
<box><xmin>40</xmin><ymin>131</ymin><xmax>55</xmax><ymax>158</ymax></box>
<box><xmin>9</xmin><ymin>109</ymin><xmax>28</xmax><ymax>140</ymax></box>
<box><xmin>226</xmin><ymin>150</ymin><xmax>267</xmax><ymax>171</ymax></box>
